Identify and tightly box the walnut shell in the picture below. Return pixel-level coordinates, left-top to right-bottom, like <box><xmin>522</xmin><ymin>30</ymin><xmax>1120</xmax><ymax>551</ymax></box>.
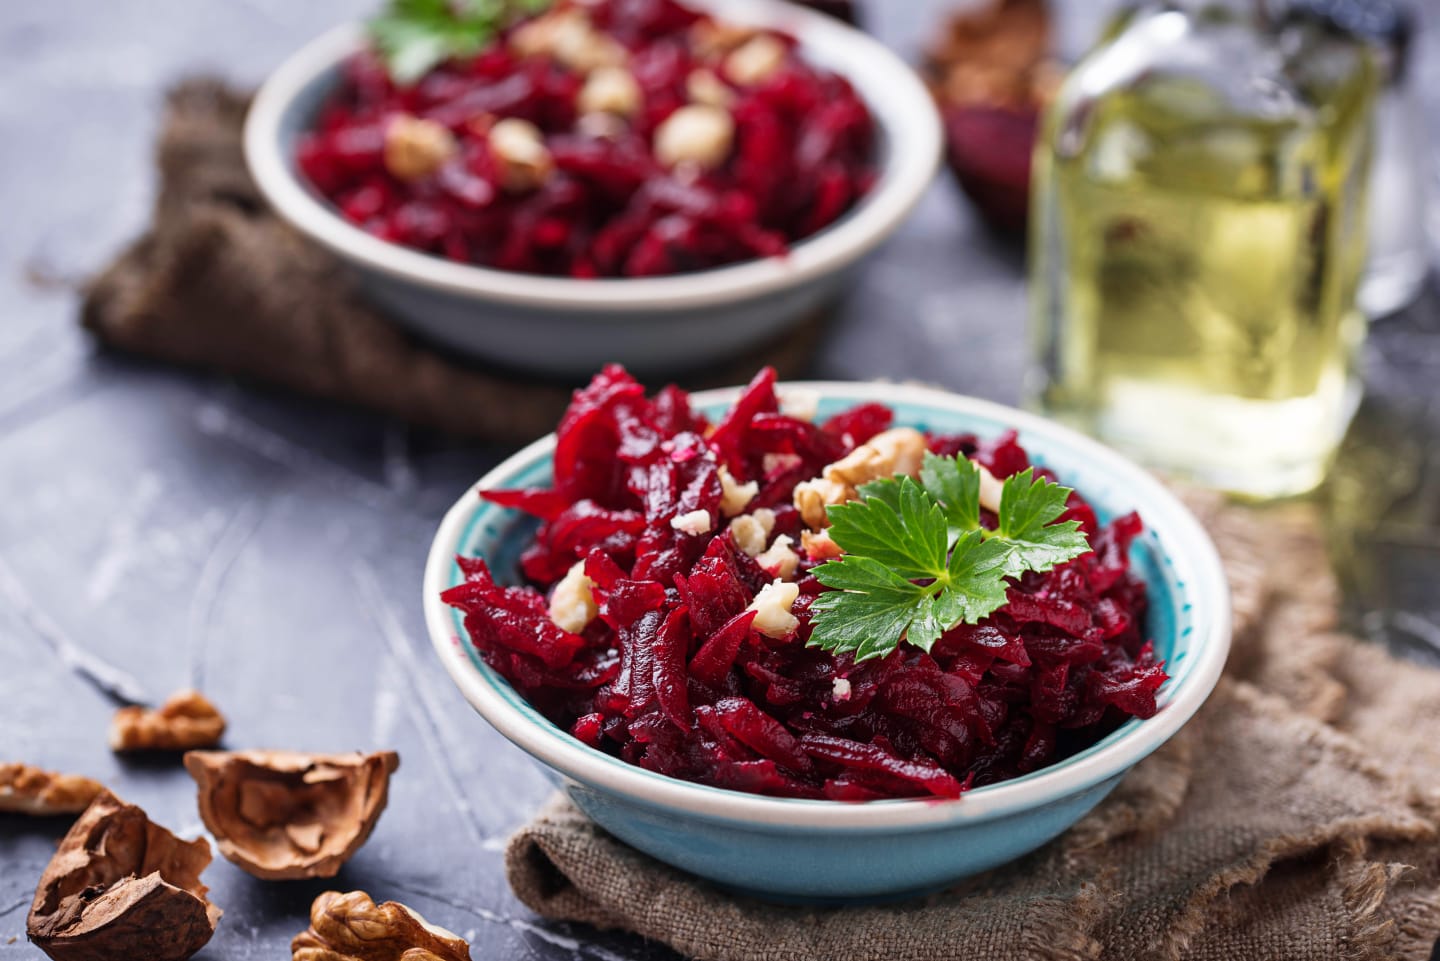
<box><xmin>27</xmin><ymin>791</ymin><xmax>220</xmax><ymax>961</ymax></box>
<box><xmin>0</xmin><ymin>764</ymin><xmax>105</xmax><ymax>816</ymax></box>
<box><xmin>184</xmin><ymin>750</ymin><xmax>399</xmax><ymax>880</ymax></box>
<box><xmin>291</xmin><ymin>890</ymin><xmax>470</xmax><ymax>961</ymax></box>
<box><xmin>110</xmin><ymin>690</ymin><xmax>226</xmax><ymax>753</ymax></box>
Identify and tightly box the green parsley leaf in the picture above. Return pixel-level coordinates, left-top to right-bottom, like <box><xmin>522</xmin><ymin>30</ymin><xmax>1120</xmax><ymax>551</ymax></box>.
<box><xmin>811</xmin><ymin>558</ymin><xmax>932</xmax><ymax>660</ymax></box>
<box><xmin>918</xmin><ymin>450</ymin><xmax>981</xmax><ymax>539</ymax></box>
<box><xmin>807</xmin><ymin>453</ymin><xmax>1093</xmax><ymax>662</ymax></box>
<box><xmin>369</xmin><ymin>0</ymin><xmax>554</xmax><ymax>85</ymax></box>
<box><xmin>825</xmin><ymin>477</ymin><xmax>947</xmax><ymax>581</ymax></box>
<box><xmin>991</xmin><ymin>467</ymin><xmax>1091</xmax><ymax>578</ymax></box>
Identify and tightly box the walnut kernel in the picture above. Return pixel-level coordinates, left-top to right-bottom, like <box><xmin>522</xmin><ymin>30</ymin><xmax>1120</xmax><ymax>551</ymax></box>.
<box><xmin>109</xmin><ymin>690</ymin><xmax>225</xmax><ymax>753</ymax></box>
<box><xmin>291</xmin><ymin>890</ymin><xmax>469</xmax><ymax>961</ymax></box>
<box><xmin>690</xmin><ymin>19</ymin><xmax>758</xmax><ymax>61</ymax></box>
<box><xmin>686</xmin><ymin>69</ymin><xmax>734</xmax><ymax>108</ymax></box>
<box><xmin>717</xmin><ymin>465</ymin><xmax>757</xmax><ymax>517</ymax></box>
<box><xmin>724</xmin><ymin>35</ymin><xmax>787</xmax><ymax>86</ymax></box>
<box><xmin>489</xmin><ymin>118</ymin><xmax>554</xmax><ymax>192</ymax></box>
<box><xmin>382</xmin><ymin>116</ymin><xmax>457</xmax><ymax>182</ymax></box>
<box><xmin>578</xmin><ymin>66</ymin><xmax>642</xmax><ymax>117</ymax></box>
<box><xmin>549</xmin><ymin>561</ymin><xmax>598</xmax><ymax>635</ymax></box>
<box><xmin>793</xmin><ymin>428</ymin><xmax>928</xmax><ymax>528</ymax></box>
<box><xmin>745</xmin><ymin>579</ymin><xmax>800</xmax><ymax>639</ymax></box>
<box><xmin>512</xmin><ymin>9</ymin><xmax>627</xmax><ymax>74</ymax></box>
<box><xmin>655</xmin><ymin>104</ymin><xmax>735</xmax><ymax>171</ymax></box>
<box><xmin>0</xmin><ymin>764</ymin><xmax>105</xmax><ymax>817</ymax></box>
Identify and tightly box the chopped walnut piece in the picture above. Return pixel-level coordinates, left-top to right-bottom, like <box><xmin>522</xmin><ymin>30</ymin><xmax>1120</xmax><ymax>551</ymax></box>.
<box><xmin>756</xmin><ymin>534</ymin><xmax>800</xmax><ymax>580</ymax></box>
<box><xmin>110</xmin><ymin>690</ymin><xmax>225</xmax><ymax>753</ymax></box>
<box><xmin>717</xmin><ymin>465</ymin><xmax>758</xmax><ymax>517</ymax></box>
<box><xmin>382</xmin><ymin>115</ymin><xmax>457</xmax><ymax>182</ymax></box>
<box><xmin>27</xmin><ymin>791</ymin><xmax>220</xmax><ymax>961</ymax></box>
<box><xmin>489</xmin><ymin>118</ymin><xmax>555</xmax><ymax>192</ymax></box>
<box><xmin>670</xmin><ymin>509</ymin><xmax>714</xmax><ymax>536</ymax></box>
<box><xmin>724</xmin><ymin>34</ymin><xmax>787</xmax><ymax>86</ymax></box>
<box><xmin>793</xmin><ymin>428</ymin><xmax>928</xmax><ymax>528</ymax></box>
<box><xmin>578</xmin><ymin>65</ymin><xmax>642</xmax><ymax>117</ymax></box>
<box><xmin>975</xmin><ymin>459</ymin><xmax>1005</xmax><ymax>514</ymax></box>
<box><xmin>690</xmin><ymin>19</ymin><xmax>758</xmax><ymax>61</ymax></box>
<box><xmin>0</xmin><ymin>764</ymin><xmax>105</xmax><ymax>817</ymax></box>
<box><xmin>746</xmin><ymin>579</ymin><xmax>800</xmax><ymax>639</ymax></box>
<box><xmin>655</xmin><ymin>104</ymin><xmax>735</xmax><ymax>171</ymax></box>
<box><xmin>727</xmin><ymin>514</ymin><xmax>767</xmax><ymax>557</ymax></box>
<box><xmin>826</xmin><ymin>427</ymin><xmax>928</xmax><ymax>488</ymax></box>
<box><xmin>752</xmin><ymin>507</ymin><xmax>777</xmax><ymax>538</ymax></box>
<box><xmin>686</xmin><ymin>69</ymin><xmax>734</xmax><ymax>108</ymax></box>
<box><xmin>510</xmin><ymin>8</ymin><xmax>583</xmax><ymax>58</ymax></box>
<box><xmin>555</xmin><ymin>20</ymin><xmax>628</xmax><ymax>73</ymax></box>
<box><xmin>793</xmin><ymin>476</ymin><xmax>851</xmax><ymax>530</ymax></box>
<box><xmin>549</xmin><ymin>561</ymin><xmax>598</xmax><ymax>635</ymax></box>
<box><xmin>779</xmin><ymin>387</ymin><xmax>821</xmax><ymax>422</ymax></box>
<box><xmin>728</xmin><ymin>507</ymin><xmax>778</xmax><ymax>557</ymax></box>
<box><xmin>291</xmin><ymin>890</ymin><xmax>469</xmax><ymax>961</ymax></box>
<box><xmin>512</xmin><ymin>8</ymin><xmax>627</xmax><ymax>73</ymax></box>
<box><xmin>801</xmin><ymin>528</ymin><xmax>843</xmax><ymax>562</ymax></box>
<box><xmin>183</xmin><ymin>750</ymin><xmax>399</xmax><ymax>881</ymax></box>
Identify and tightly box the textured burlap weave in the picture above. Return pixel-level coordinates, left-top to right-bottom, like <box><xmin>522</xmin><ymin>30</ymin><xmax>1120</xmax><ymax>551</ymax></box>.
<box><xmin>82</xmin><ymin>81</ymin><xmax>827</xmax><ymax>444</ymax></box>
<box><xmin>506</xmin><ymin>495</ymin><xmax>1440</xmax><ymax>960</ymax></box>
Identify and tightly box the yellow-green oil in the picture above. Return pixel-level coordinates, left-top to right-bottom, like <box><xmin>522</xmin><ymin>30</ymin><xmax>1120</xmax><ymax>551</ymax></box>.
<box><xmin>1030</xmin><ymin>7</ymin><xmax>1378</xmax><ymax>498</ymax></box>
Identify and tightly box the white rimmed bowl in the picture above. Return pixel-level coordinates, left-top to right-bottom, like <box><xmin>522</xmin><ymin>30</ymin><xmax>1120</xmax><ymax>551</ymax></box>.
<box><xmin>423</xmin><ymin>382</ymin><xmax>1231</xmax><ymax>902</ymax></box>
<box><xmin>245</xmin><ymin>3</ymin><xmax>942</xmax><ymax>377</ymax></box>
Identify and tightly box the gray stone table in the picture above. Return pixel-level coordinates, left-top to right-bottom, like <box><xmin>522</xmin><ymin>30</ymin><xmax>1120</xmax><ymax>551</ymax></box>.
<box><xmin>3</xmin><ymin>2</ymin><xmax>1440</xmax><ymax>959</ymax></box>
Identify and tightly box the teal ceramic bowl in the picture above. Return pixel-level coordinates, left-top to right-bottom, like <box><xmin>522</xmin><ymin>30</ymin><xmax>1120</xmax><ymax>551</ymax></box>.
<box><xmin>423</xmin><ymin>382</ymin><xmax>1231</xmax><ymax>902</ymax></box>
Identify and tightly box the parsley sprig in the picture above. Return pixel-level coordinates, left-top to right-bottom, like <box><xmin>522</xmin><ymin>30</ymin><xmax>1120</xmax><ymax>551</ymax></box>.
<box><xmin>807</xmin><ymin>454</ymin><xmax>1092</xmax><ymax>662</ymax></box>
<box><xmin>369</xmin><ymin>0</ymin><xmax>553</xmax><ymax>85</ymax></box>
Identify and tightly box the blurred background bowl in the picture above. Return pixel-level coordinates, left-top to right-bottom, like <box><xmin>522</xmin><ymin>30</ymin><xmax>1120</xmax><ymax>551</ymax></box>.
<box><xmin>244</xmin><ymin>1</ymin><xmax>943</xmax><ymax>379</ymax></box>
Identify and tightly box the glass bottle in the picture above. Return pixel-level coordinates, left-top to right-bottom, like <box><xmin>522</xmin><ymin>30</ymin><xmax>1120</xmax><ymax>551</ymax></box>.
<box><xmin>1029</xmin><ymin>0</ymin><xmax>1379</xmax><ymax>499</ymax></box>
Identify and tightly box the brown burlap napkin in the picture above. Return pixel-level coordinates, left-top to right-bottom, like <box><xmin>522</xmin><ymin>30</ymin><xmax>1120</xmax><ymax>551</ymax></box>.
<box><xmin>81</xmin><ymin>81</ymin><xmax>828</xmax><ymax>444</ymax></box>
<box><xmin>505</xmin><ymin>494</ymin><xmax>1440</xmax><ymax>960</ymax></box>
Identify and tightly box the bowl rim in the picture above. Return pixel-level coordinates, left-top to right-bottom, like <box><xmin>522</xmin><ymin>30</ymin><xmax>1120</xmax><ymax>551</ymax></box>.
<box><xmin>423</xmin><ymin>380</ymin><xmax>1233</xmax><ymax>831</ymax></box>
<box><xmin>243</xmin><ymin>1</ymin><xmax>942</xmax><ymax>314</ymax></box>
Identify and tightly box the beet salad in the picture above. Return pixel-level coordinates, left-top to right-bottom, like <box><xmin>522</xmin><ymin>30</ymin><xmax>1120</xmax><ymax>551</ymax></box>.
<box><xmin>298</xmin><ymin>0</ymin><xmax>877</xmax><ymax>278</ymax></box>
<box><xmin>443</xmin><ymin>367</ymin><xmax>1166</xmax><ymax>802</ymax></box>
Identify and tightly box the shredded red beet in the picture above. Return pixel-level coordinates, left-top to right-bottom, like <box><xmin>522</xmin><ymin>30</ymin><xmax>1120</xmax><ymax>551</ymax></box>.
<box><xmin>298</xmin><ymin>0</ymin><xmax>876</xmax><ymax>278</ymax></box>
<box><xmin>443</xmin><ymin>366</ymin><xmax>1166</xmax><ymax>801</ymax></box>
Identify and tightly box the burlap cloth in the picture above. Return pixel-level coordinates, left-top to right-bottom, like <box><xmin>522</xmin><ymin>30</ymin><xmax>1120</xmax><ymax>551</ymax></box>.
<box><xmin>81</xmin><ymin>81</ymin><xmax>827</xmax><ymax>444</ymax></box>
<box><xmin>505</xmin><ymin>494</ymin><xmax>1440</xmax><ymax>960</ymax></box>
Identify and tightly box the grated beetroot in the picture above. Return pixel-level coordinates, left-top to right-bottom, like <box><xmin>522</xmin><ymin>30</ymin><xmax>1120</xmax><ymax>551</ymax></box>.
<box><xmin>442</xmin><ymin>366</ymin><xmax>1166</xmax><ymax>801</ymax></box>
<box><xmin>297</xmin><ymin>0</ymin><xmax>876</xmax><ymax>278</ymax></box>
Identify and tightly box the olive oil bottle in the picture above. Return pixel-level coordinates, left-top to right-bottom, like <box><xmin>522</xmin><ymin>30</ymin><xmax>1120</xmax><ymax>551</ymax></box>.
<box><xmin>1030</xmin><ymin>0</ymin><xmax>1378</xmax><ymax>498</ymax></box>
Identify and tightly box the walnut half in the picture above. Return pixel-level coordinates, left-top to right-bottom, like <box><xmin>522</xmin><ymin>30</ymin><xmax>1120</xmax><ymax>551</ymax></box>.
<box><xmin>27</xmin><ymin>792</ymin><xmax>220</xmax><ymax>961</ymax></box>
<box><xmin>184</xmin><ymin>750</ymin><xmax>399</xmax><ymax>880</ymax></box>
<box><xmin>0</xmin><ymin>764</ymin><xmax>105</xmax><ymax>817</ymax></box>
<box><xmin>110</xmin><ymin>689</ymin><xmax>226</xmax><ymax>753</ymax></box>
<box><xmin>292</xmin><ymin>890</ymin><xmax>470</xmax><ymax>961</ymax></box>
<box><xmin>794</xmin><ymin>427</ymin><xmax>929</xmax><ymax>528</ymax></box>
